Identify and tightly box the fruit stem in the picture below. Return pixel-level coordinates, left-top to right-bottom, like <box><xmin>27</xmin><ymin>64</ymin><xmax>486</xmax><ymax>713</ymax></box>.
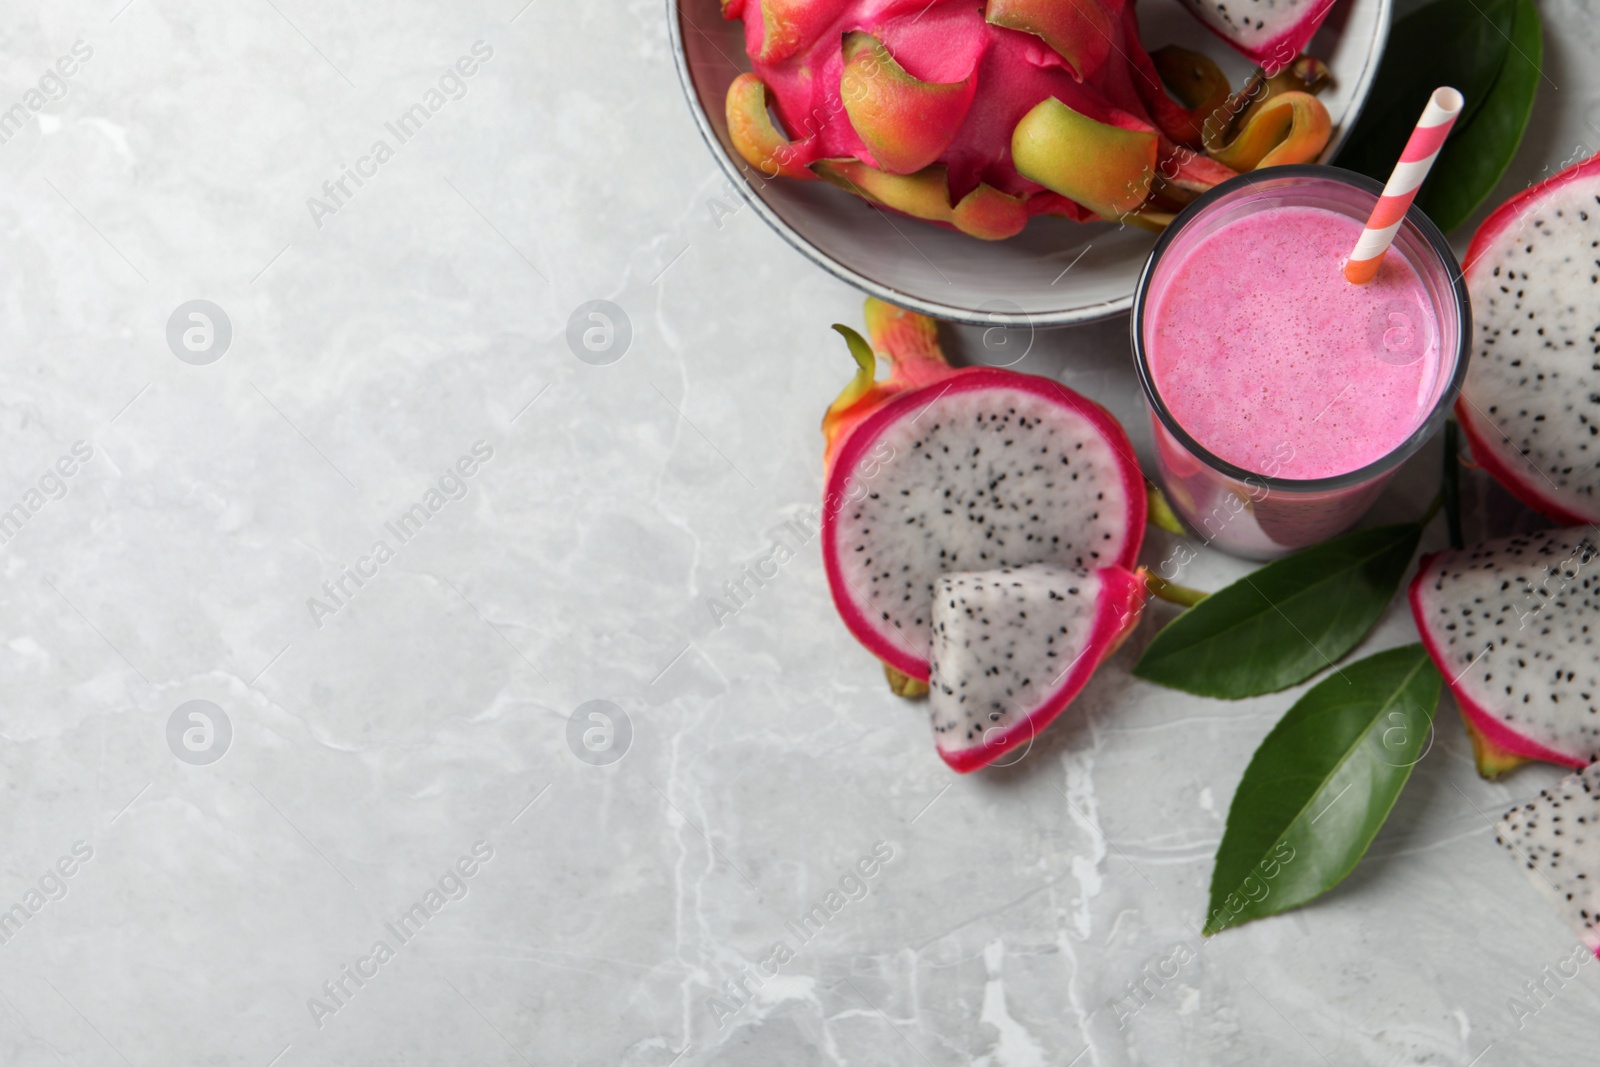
<box><xmin>883</xmin><ymin>663</ymin><xmax>928</xmax><ymax>699</ymax></box>
<box><xmin>1145</xmin><ymin>573</ymin><xmax>1209</xmax><ymax>608</ymax></box>
<box><xmin>1146</xmin><ymin>484</ymin><xmax>1187</xmax><ymax>535</ymax></box>
<box><xmin>1443</xmin><ymin>418</ymin><xmax>1464</xmax><ymax>550</ymax></box>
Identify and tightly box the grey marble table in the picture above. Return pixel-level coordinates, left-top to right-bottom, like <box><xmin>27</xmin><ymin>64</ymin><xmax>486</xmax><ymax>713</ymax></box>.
<box><xmin>2</xmin><ymin>1</ymin><xmax>1598</xmax><ymax>1064</ymax></box>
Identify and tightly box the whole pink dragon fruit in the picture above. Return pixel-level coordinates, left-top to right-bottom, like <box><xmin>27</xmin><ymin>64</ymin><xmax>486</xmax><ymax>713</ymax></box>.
<box><xmin>721</xmin><ymin>0</ymin><xmax>1249</xmax><ymax>238</ymax></box>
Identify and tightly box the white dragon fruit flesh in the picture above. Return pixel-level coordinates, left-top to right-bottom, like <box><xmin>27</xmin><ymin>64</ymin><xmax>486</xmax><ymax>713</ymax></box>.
<box><xmin>1176</xmin><ymin>0</ymin><xmax>1339</xmax><ymax>68</ymax></box>
<box><xmin>1458</xmin><ymin>150</ymin><xmax>1600</xmax><ymax>526</ymax></box>
<box><xmin>1409</xmin><ymin>528</ymin><xmax>1600</xmax><ymax>778</ymax></box>
<box><xmin>819</xmin><ymin>299</ymin><xmax>1148</xmax><ymax>772</ymax></box>
<box><xmin>929</xmin><ymin>564</ymin><xmax>1145</xmax><ymax>771</ymax></box>
<box><xmin>1499</xmin><ymin>763</ymin><xmax>1600</xmax><ymax>956</ymax></box>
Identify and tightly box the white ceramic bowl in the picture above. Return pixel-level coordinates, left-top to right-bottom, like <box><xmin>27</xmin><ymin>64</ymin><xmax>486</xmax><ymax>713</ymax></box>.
<box><xmin>669</xmin><ymin>0</ymin><xmax>1392</xmax><ymax>327</ymax></box>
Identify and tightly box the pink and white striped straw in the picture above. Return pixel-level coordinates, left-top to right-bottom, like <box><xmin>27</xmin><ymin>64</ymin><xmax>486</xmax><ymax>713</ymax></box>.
<box><xmin>1344</xmin><ymin>87</ymin><xmax>1465</xmax><ymax>285</ymax></box>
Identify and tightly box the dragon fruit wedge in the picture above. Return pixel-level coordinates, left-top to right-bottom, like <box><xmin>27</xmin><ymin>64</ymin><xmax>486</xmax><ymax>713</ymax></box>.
<box><xmin>721</xmin><ymin>0</ymin><xmax>1334</xmax><ymax>236</ymax></box>
<box><xmin>1458</xmin><ymin>150</ymin><xmax>1600</xmax><ymax>526</ymax></box>
<box><xmin>1176</xmin><ymin>0</ymin><xmax>1338</xmax><ymax>68</ymax></box>
<box><xmin>1498</xmin><ymin>763</ymin><xmax>1600</xmax><ymax>956</ymax></box>
<box><xmin>1409</xmin><ymin>529</ymin><xmax>1600</xmax><ymax>779</ymax></box>
<box><xmin>930</xmin><ymin>564</ymin><xmax>1146</xmax><ymax>771</ymax></box>
<box><xmin>820</xmin><ymin>299</ymin><xmax>1148</xmax><ymax>771</ymax></box>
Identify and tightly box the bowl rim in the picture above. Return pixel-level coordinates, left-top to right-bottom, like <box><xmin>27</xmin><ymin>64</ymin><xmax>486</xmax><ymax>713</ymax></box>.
<box><xmin>667</xmin><ymin>0</ymin><xmax>1394</xmax><ymax>328</ymax></box>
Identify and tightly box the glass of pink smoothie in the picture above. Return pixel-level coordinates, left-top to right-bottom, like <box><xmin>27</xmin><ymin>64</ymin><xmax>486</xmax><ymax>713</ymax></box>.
<box><xmin>1132</xmin><ymin>166</ymin><xmax>1470</xmax><ymax>559</ymax></box>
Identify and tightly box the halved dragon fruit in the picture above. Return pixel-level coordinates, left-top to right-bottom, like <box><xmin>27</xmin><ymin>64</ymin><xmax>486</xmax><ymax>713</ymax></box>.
<box><xmin>1176</xmin><ymin>0</ymin><xmax>1338</xmax><ymax>68</ymax></box>
<box><xmin>930</xmin><ymin>564</ymin><xmax>1146</xmax><ymax>770</ymax></box>
<box><xmin>1498</xmin><ymin>763</ymin><xmax>1600</xmax><ymax>957</ymax></box>
<box><xmin>1458</xmin><ymin>150</ymin><xmax>1600</xmax><ymax>526</ymax></box>
<box><xmin>820</xmin><ymin>299</ymin><xmax>1147</xmax><ymax>771</ymax></box>
<box><xmin>721</xmin><ymin>0</ymin><xmax>1333</xmax><ymax>236</ymax></box>
<box><xmin>1409</xmin><ymin>528</ymin><xmax>1600</xmax><ymax>778</ymax></box>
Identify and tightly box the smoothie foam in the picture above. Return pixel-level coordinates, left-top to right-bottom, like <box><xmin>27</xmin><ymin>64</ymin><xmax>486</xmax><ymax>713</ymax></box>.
<box><xmin>1147</xmin><ymin>205</ymin><xmax>1443</xmax><ymax>480</ymax></box>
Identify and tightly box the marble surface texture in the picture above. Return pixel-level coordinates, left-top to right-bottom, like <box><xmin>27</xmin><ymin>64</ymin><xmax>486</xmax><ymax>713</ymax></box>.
<box><xmin>2</xmin><ymin>0</ymin><xmax>1599</xmax><ymax>1064</ymax></box>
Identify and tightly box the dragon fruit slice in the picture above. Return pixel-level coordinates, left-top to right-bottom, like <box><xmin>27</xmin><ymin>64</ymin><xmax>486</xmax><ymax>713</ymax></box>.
<box><xmin>930</xmin><ymin>563</ymin><xmax>1146</xmax><ymax>771</ymax></box>
<box><xmin>720</xmin><ymin>0</ymin><xmax>1331</xmax><ymax>236</ymax></box>
<box><xmin>1458</xmin><ymin>150</ymin><xmax>1600</xmax><ymax>526</ymax></box>
<box><xmin>1175</xmin><ymin>0</ymin><xmax>1338</xmax><ymax>68</ymax></box>
<box><xmin>1498</xmin><ymin>763</ymin><xmax>1600</xmax><ymax>957</ymax></box>
<box><xmin>1409</xmin><ymin>529</ymin><xmax>1600</xmax><ymax>778</ymax></box>
<box><xmin>820</xmin><ymin>299</ymin><xmax>1147</xmax><ymax>685</ymax></box>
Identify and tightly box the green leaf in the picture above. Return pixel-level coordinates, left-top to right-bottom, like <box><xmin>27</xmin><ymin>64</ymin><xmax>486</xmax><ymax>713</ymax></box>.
<box><xmin>1204</xmin><ymin>645</ymin><xmax>1442</xmax><ymax>935</ymax></box>
<box><xmin>1133</xmin><ymin>523</ymin><xmax>1421</xmax><ymax>699</ymax></box>
<box><xmin>1339</xmin><ymin>0</ymin><xmax>1512</xmax><ymax>172</ymax></box>
<box><xmin>1419</xmin><ymin>0</ymin><xmax>1542</xmax><ymax>232</ymax></box>
<box><xmin>1336</xmin><ymin>0</ymin><xmax>1542</xmax><ymax>233</ymax></box>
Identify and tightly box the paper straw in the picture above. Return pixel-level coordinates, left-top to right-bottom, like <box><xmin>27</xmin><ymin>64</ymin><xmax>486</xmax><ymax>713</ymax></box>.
<box><xmin>1343</xmin><ymin>87</ymin><xmax>1465</xmax><ymax>285</ymax></box>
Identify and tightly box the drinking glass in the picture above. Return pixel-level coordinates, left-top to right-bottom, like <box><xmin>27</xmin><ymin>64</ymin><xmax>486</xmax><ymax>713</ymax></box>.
<box><xmin>1130</xmin><ymin>165</ymin><xmax>1471</xmax><ymax>560</ymax></box>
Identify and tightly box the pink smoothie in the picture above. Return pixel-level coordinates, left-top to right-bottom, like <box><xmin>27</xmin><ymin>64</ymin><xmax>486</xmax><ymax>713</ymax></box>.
<box><xmin>1147</xmin><ymin>205</ymin><xmax>1443</xmax><ymax>480</ymax></box>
